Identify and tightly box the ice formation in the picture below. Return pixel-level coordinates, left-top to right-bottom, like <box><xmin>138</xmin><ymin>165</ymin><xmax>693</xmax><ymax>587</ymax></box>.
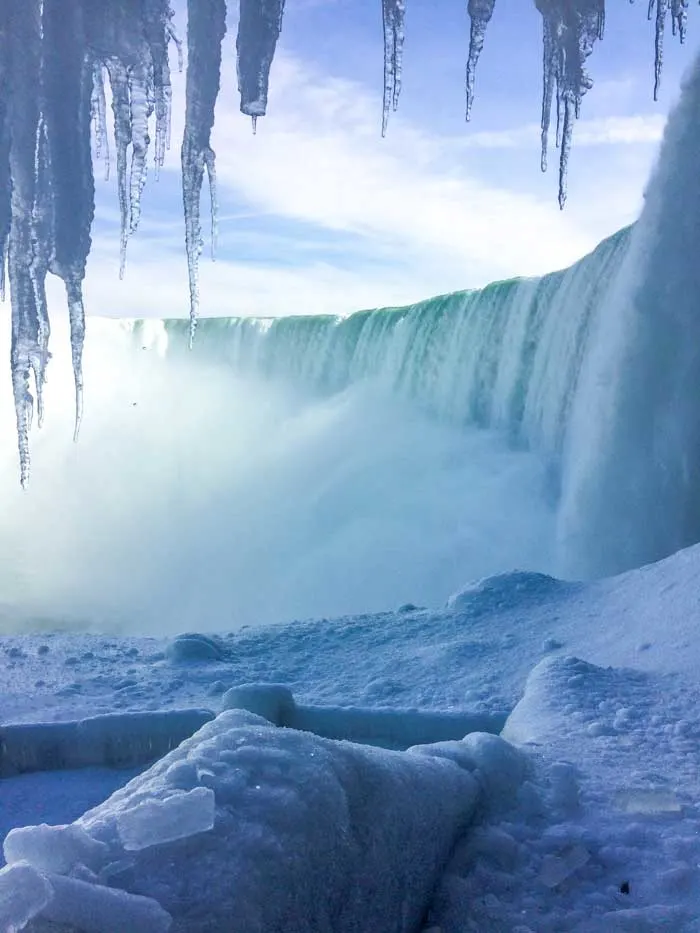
<box><xmin>1</xmin><ymin>709</ymin><xmax>513</xmax><ymax>932</ymax></box>
<box><xmin>0</xmin><ymin>0</ymin><xmax>693</xmax><ymax>482</ymax></box>
<box><xmin>381</xmin><ymin>0</ymin><xmax>406</xmax><ymax>136</ymax></box>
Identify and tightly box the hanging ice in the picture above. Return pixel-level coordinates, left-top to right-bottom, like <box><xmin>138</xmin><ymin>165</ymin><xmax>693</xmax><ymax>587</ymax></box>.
<box><xmin>534</xmin><ymin>0</ymin><xmax>605</xmax><ymax>209</ymax></box>
<box><xmin>650</xmin><ymin>0</ymin><xmax>688</xmax><ymax>100</ymax></box>
<box><xmin>466</xmin><ymin>0</ymin><xmax>496</xmax><ymax>121</ymax></box>
<box><xmin>182</xmin><ymin>0</ymin><xmax>226</xmax><ymax>345</ymax></box>
<box><xmin>236</xmin><ymin>0</ymin><xmax>286</xmax><ymax>124</ymax></box>
<box><xmin>5</xmin><ymin>0</ymin><xmax>53</xmax><ymax>487</ymax></box>
<box><xmin>0</xmin><ymin>0</ymin><xmax>695</xmax><ymax>483</ymax></box>
<box><xmin>381</xmin><ymin>0</ymin><xmax>406</xmax><ymax>136</ymax></box>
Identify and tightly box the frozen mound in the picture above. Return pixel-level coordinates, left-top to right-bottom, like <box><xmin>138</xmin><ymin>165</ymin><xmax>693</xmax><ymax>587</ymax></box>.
<box><xmin>447</xmin><ymin>570</ymin><xmax>578</xmax><ymax>615</ymax></box>
<box><xmin>165</xmin><ymin>633</ymin><xmax>227</xmax><ymax>663</ymax></box>
<box><xmin>4</xmin><ymin>709</ymin><xmax>527</xmax><ymax>932</ymax></box>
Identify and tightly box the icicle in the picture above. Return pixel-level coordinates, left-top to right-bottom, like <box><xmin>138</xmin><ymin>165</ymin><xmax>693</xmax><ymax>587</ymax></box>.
<box><xmin>466</xmin><ymin>0</ymin><xmax>496</xmax><ymax>122</ymax></box>
<box><xmin>539</xmin><ymin>19</ymin><xmax>556</xmax><ymax>171</ymax></box>
<box><xmin>143</xmin><ymin>1</ymin><xmax>176</xmax><ymax>178</ymax></box>
<box><xmin>91</xmin><ymin>62</ymin><xmax>110</xmax><ymax>181</ymax></box>
<box><xmin>671</xmin><ymin>0</ymin><xmax>688</xmax><ymax>42</ymax></box>
<box><xmin>182</xmin><ymin>0</ymin><xmax>226</xmax><ymax>345</ymax></box>
<box><xmin>381</xmin><ymin>0</ymin><xmax>406</xmax><ymax>135</ymax></box>
<box><xmin>106</xmin><ymin>59</ymin><xmax>132</xmax><ymax>279</ymax></box>
<box><xmin>5</xmin><ymin>0</ymin><xmax>53</xmax><ymax>486</ymax></box>
<box><xmin>43</xmin><ymin>0</ymin><xmax>94</xmax><ymax>442</ymax></box>
<box><xmin>236</xmin><ymin>0</ymin><xmax>286</xmax><ymax>121</ymax></box>
<box><xmin>0</xmin><ymin>32</ymin><xmax>10</xmax><ymax>303</ymax></box>
<box><xmin>652</xmin><ymin>0</ymin><xmax>669</xmax><ymax>100</ymax></box>
<box><xmin>535</xmin><ymin>0</ymin><xmax>603</xmax><ymax>209</ymax></box>
<box><xmin>127</xmin><ymin>62</ymin><xmax>153</xmax><ymax>235</ymax></box>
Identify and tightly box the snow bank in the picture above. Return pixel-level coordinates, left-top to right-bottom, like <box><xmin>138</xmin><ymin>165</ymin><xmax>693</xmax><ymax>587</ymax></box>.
<box><xmin>5</xmin><ymin>710</ymin><xmax>527</xmax><ymax>933</ymax></box>
<box><xmin>221</xmin><ymin>683</ymin><xmax>508</xmax><ymax>749</ymax></box>
<box><xmin>0</xmin><ymin>709</ymin><xmax>214</xmax><ymax>777</ymax></box>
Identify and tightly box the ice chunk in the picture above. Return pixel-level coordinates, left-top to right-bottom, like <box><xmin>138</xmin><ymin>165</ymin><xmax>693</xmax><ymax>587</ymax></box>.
<box><xmin>39</xmin><ymin>873</ymin><xmax>172</xmax><ymax>933</ymax></box>
<box><xmin>116</xmin><ymin>786</ymin><xmax>216</xmax><ymax>851</ymax></box>
<box><xmin>0</xmin><ymin>862</ymin><xmax>53</xmax><ymax>933</ymax></box>
<box><xmin>4</xmin><ymin>823</ymin><xmax>109</xmax><ymax>876</ymax></box>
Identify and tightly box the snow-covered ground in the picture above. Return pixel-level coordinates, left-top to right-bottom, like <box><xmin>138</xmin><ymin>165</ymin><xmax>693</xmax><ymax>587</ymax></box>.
<box><xmin>2</xmin><ymin>545</ymin><xmax>700</xmax><ymax>931</ymax></box>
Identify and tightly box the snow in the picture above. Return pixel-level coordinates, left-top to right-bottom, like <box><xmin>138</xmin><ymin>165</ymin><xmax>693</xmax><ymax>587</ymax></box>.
<box><xmin>2</xmin><ymin>542</ymin><xmax>700</xmax><ymax>929</ymax></box>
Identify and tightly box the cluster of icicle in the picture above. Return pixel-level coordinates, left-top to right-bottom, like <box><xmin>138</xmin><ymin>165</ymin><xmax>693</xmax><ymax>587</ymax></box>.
<box><xmin>0</xmin><ymin>0</ymin><xmax>691</xmax><ymax>483</ymax></box>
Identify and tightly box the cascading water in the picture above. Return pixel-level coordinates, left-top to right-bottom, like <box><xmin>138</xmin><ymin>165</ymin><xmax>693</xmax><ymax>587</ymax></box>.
<box><xmin>558</xmin><ymin>52</ymin><xmax>700</xmax><ymax>579</ymax></box>
<box><xmin>0</xmin><ymin>225</ymin><xmax>629</xmax><ymax>635</ymax></box>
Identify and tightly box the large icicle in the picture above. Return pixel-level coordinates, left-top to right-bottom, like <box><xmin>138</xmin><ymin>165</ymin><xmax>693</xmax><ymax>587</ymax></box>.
<box><xmin>0</xmin><ymin>18</ymin><xmax>11</xmax><ymax>303</ymax></box>
<box><xmin>649</xmin><ymin>0</ymin><xmax>688</xmax><ymax>100</ymax></box>
<box><xmin>236</xmin><ymin>0</ymin><xmax>286</xmax><ymax>128</ymax></box>
<box><xmin>43</xmin><ymin>0</ymin><xmax>94</xmax><ymax>442</ymax></box>
<box><xmin>381</xmin><ymin>0</ymin><xmax>406</xmax><ymax>136</ymax></box>
<box><xmin>535</xmin><ymin>0</ymin><xmax>604</xmax><ymax>209</ymax></box>
<box><xmin>5</xmin><ymin>0</ymin><xmax>53</xmax><ymax>486</ymax></box>
<box><xmin>182</xmin><ymin>0</ymin><xmax>226</xmax><ymax>345</ymax></box>
<box><xmin>466</xmin><ymin>0</ymin><xmax>496</xmax><ymax>121</ymax></box>
<box><xmin>85</xmin><ymin>0</ymin><xmax>174</xmax><ymax>277</ymax></box>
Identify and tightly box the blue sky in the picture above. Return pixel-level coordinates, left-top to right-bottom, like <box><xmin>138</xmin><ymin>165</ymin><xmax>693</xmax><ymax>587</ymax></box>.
<box><xmin>73</xmin><ymin>0</ymin><xmax>700</xmax><ymax>319</ymax></box>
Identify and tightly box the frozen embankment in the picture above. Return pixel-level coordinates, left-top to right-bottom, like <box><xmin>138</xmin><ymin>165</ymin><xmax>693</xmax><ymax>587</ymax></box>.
<box><xmin>0</xmin><ymin>708</ymin><xmax>526</xmax><ymax>933</ymax></box>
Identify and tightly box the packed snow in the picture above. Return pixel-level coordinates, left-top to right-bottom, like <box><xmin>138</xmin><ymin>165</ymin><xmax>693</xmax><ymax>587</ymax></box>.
<box><xmin>2</xmin><ymin>545</ymin><xmax>700</xmax><ymax>931</ymax></box>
